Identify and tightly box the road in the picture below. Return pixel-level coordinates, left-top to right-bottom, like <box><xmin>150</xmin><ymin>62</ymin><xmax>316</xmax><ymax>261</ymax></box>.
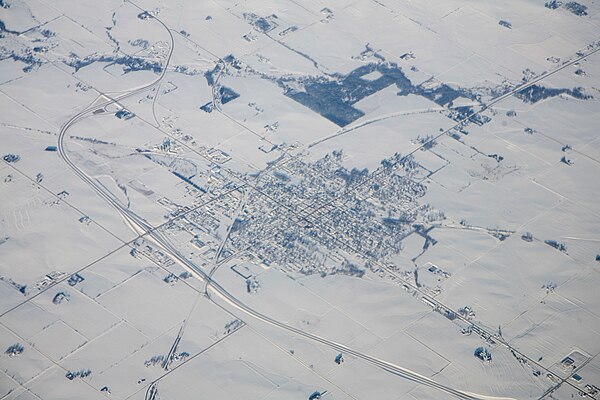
<box><xmin>55</xmin><ymin>7</ymin><xmax>600</xmax><ymax>400</ymax></box>
<box><xmin>54</xmin><ymin>10</ymin><xmax>520</xmax><ymax>400</ymax></box>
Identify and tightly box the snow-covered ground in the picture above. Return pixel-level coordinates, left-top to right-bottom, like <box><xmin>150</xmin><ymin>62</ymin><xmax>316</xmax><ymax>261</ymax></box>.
<box><xmin>1</xmin><ymin>1</ymin><xmax>599</xmax><ymax>399</ymax></box>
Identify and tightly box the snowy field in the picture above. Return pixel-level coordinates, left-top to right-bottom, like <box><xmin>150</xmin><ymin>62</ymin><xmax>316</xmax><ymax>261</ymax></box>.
<box><xmin>1</xmin><ymin>1</ymin><xmax>600</xmax><ymax>399</ymax></box>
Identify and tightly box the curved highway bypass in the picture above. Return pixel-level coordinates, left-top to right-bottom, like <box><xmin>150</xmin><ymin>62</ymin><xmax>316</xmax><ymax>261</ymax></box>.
<box><xmin>56</xmin><ymin>8</ymin><xmax>600</xmax><ymax>400</ymax></box>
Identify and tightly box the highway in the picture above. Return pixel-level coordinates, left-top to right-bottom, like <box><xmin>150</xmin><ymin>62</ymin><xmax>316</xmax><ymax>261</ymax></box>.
<box><xmin>54</xmin><ymin>6</ymin><xmax>600</xmax><ymax>400</ymax></box>
<box><xmin>54</xmin><ymin>10</ymin><xmax>520</xmax><ymax>400</ymax></box>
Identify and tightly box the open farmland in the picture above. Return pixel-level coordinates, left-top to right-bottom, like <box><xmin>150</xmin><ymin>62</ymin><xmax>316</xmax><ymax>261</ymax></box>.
<box><xmin>1</xmin><ymin>1</ymin><xmax>600</xmax><ymax>399</ymax></box>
